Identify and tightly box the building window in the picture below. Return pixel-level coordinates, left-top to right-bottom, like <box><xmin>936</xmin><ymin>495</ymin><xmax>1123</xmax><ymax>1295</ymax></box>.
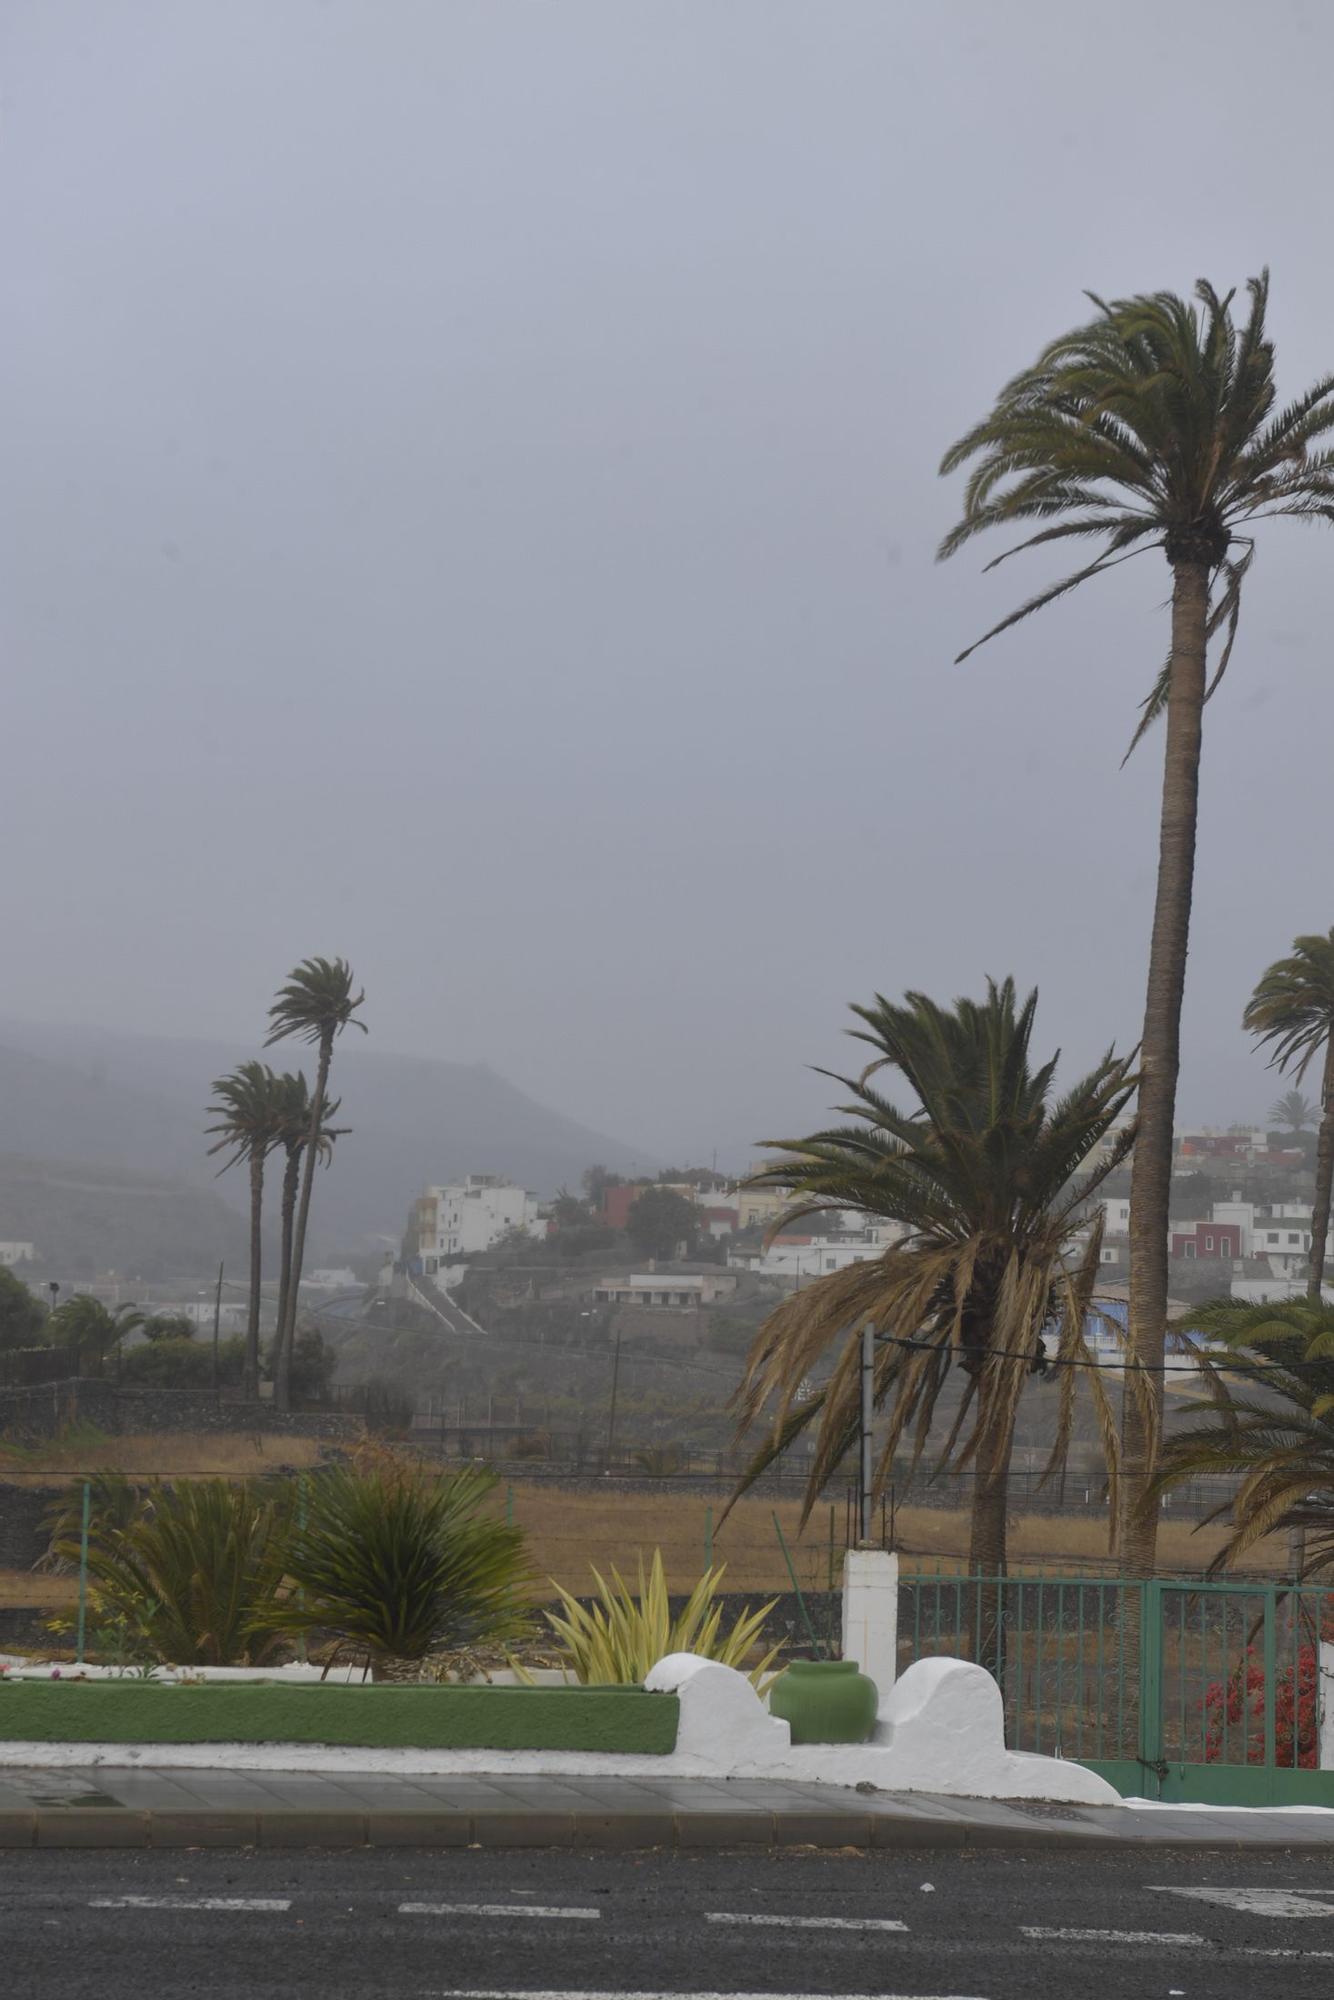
<box><xmin>1184</xmin><ymin>1242</ymin><xmax>1197</xmax><ymax>1258</ymax></box>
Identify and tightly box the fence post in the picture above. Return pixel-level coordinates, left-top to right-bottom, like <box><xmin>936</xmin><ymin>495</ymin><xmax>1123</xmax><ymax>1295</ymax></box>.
<box><xmin>506</xmin><ymin>1484</ymin><xmax>514</xmax><ymax>1528</ymax></box>
<box><xmin>75</xmin><ymin>1480</ymin><xmax>91</xmax><ymax>1662</ymax></box>
<box><xmin>772</xmin><ymin>1511</ymin><xmax>824</xmax><ymax>1658</ymax></box>
<box><xmin>1262</xmin><ymin>1587</ymin><xmax>1278</xmax><ymax>1771</ymax></box>
<box><xmin>704</xmin><ymin>1505</ymin><xmax>713</xmax><ymax>1572</ymax></box>
<box><xmin>1139</xmin><ymin>1580</ymin><xmax>1164</xmax><ymax>1796</ymax></box>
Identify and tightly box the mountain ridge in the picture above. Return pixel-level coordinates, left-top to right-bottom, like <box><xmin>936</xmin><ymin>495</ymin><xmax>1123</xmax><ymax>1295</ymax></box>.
<box><xmin>0</xmin><ymin>1020</ymin><xmax>646</xmax><ymax>1255</ymax></box>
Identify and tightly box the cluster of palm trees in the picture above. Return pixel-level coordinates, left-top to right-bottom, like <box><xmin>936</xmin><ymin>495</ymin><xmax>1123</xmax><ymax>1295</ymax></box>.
<box><xmin>207</xmin><ymin>957</ymin><xmax>365</xmax><ymax>1411</ymax></box>
<box><xmin>732</xmin><ymin>272</ymin><xmax>1334</xmax><ymax>1585</ymax></box>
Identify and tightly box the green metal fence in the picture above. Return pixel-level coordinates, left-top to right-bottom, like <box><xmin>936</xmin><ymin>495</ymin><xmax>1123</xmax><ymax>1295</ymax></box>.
<box><xmin>898</xmin><ymin>1569</ymin><xmax>1334</xmax><ymax>1805</ymax></box>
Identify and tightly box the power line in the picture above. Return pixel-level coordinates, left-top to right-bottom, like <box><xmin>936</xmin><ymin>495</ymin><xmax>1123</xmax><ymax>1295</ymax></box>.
<box><xmin>874</xmin><ymin>1331</ymin><xmax>1296</xmax><ymax>1377</ymax></box>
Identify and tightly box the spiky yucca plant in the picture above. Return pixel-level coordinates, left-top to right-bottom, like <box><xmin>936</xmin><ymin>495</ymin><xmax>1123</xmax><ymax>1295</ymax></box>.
<box><xmin>280</xmin><ymin>1461</ymin><xmax>532</xmax><ymax>1679</ymax></box>
<box><xmin>541</xmin><ymin>1549</ymin><xmax>779</xmax><ymax>1689</ymax></box>
<box><xmin>74</xmin><ymin>1479</ymin><xmax>292</xmax><ymax>1666</ymax></box>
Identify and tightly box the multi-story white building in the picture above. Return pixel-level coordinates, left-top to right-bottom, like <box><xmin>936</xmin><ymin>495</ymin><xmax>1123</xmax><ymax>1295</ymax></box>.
<box><xmin>0</xmin><ymin>1241</ymin><xmax>37</xmax><ymax>1267</ymax></box>
<box><xmin>413</xmin><ymin>1174</ymin><xmax>544</xmax><ymax>1270</ymax></box>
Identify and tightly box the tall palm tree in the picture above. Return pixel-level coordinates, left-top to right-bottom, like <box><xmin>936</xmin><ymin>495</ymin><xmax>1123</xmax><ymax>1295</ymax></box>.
<box><xmin>1155</xmin><ymin>1297</ymin><xmax>1334</xmax><ymax>1577</ymax></box>
<box><xmin>270</xmin><ymin>1070</ymin><xmax>346</xmax><ymax>1407</ymax></box>
<box><xmin>729</xmin><ymin>979</ymin><xmax>1137</xmax><ymax>1605</ymax></box>
<box><xmin>265</xmin><ymin>957</ymin><xmax>365</xmax><ymax>1409</ymax></box>
<box><xmin>1269</xmin><ymin>1088</ymin><xmax>1317</xmax><ymax>1137</ymax></box>
<box><xmin>938</xmin><ymin>274</ymin><xmax>1334</xmax><ymax>1578</ymax></box>
<box><xmin>1245</xmin><ymin>931</ymin><xmax>1334</xmax><ymax>1300</ymax></box>
<box><xmin>206</xmin><ymin>1061</ymin><xmax>284</xmax><ymax>1399</ymax></box>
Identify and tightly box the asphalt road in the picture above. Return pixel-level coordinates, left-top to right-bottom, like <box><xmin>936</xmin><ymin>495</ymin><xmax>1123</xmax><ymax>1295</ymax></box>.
<box><xmin>3</xmin><ymin>1845</ymin><xmax>1334</xmax><ymax>2000</ymax></box>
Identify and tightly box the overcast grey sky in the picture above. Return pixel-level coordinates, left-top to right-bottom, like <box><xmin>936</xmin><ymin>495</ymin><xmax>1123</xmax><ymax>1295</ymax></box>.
<box><xmin>5</xmin><ymin>0</ymin><xmax>1334</xmax><ymax>1167</ymax></box>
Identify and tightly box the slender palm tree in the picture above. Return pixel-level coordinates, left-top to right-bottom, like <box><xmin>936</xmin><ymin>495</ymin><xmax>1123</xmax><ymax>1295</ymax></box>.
<box><xmin>938</xmin><ymin>274</ymin><xmax>1334</xmax><ymax>1578</ymax></box>
<box><xmin>1245</xmin><ymin>931</ymin><xmax>1334</xmax><ymax>1300</ymax></box>
<box><xmin>265</xmin><ymin>957</ymin><xmax>366</xmax><ymax>1409</ymax></box>
<box><xmin>729</xmin><ymin>980</ymin><xmax>1137</xmax><ymax>1608</ymax></box>
<box><xmin>270</xmin><ymin>1070</ymin><xmax>346</xmax><ymax>1406</ymax></box>
<box><xmin>1269</xmin><ymin>1088</ymin><xmax>1317</xmax><ymax>1137</ymax></box>
<box><xmin>1155</xmin><ymin>1298</ymin><xmax>1334</xmax><ymax>1577</ymax></box>
<box><xmin>206</xmin><ymin>1061</ymin><xmax>284</xmax><ymax>1399</ymax></box>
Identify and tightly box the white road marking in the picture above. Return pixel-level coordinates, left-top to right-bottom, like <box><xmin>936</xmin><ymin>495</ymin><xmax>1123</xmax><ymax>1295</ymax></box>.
<box><xmin>1021</xmin><ymin>1927</ymin><xmax>1203</xmax><ymax>1946</ymax></box>
<box><xmin>705</xmin><ymin>1912</ymin><xmax>909</xmax><ymax>1933</ymax></box>
<box><xmin>1242</xmin><ymin>1948</ymin><xmax>1334</xmax><ymax>1959</ymax></box>
<box><xmin>400</xmin><ymin>1903</ymin><xmax>601</xmax><ymax>1921</ymax></box>
<box><xmin>430</xmin><ymin>1992</ymin><xmax>987</xmax><ymax>2000</ymax></box>
<box><xmin>1152</xmin><ymin>1885</ymin><xmax>1334</xmax><ymax>1918</ymax></box>
<box><xmin>89</xmin><ymin>1897</ymin><xmax>291</xmax><ymax>1912</ymax></box>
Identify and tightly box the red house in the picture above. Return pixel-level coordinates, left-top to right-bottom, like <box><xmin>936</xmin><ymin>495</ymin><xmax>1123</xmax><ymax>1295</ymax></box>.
<box><xmin>1170</xmin><ymin>1220</ymin><xmax>1242</xmax><ymax>1260</ymax></box>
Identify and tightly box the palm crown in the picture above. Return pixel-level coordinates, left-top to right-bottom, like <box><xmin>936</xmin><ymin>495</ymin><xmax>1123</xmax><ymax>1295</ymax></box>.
<box><xmin>205</xmin><ymin>1061</ymin><xmax>284</xmax><ymax>1172</ymax></box>
<box><xmin>266</xmin><ymin>957</ymin><xmax>366</xmax><ymax>1050</ymax></box>
<box><xmin>938</xmin><ymin>272</ymin><xmax>1334</xmax><ymax>751</ymax></box>
<box><xmin>731</xmin><ymin>979</ymin><xmax>1137</xmax><ymax>1535</ymax></box>
<box><xmin>1245</xmin><ymin>932</ymin><xmax>1334</xmax><ymax>1082</ymax></box>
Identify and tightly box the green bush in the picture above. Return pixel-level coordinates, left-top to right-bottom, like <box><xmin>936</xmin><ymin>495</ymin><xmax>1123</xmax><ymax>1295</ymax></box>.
<box><xmin>280</xmin><ymin>1461</ymin><xmax>533</xmax><ymax>1678</ymax></box>
<box><xmin>74</xmin><ymin>1479</ymin><xmax>293</xmax><ymax>1666</ymax></box>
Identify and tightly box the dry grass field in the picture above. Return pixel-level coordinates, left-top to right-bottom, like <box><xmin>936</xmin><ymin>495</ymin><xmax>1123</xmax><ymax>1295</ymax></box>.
<box><xmin>503</xmin><ymin>1482</ymin><xmax>1286</xmax><ymax>1596</ymax></box>
<box><xmin>0</xmin><ymin>1431</ymin><xmax>327</xmax><ymax>1478</ymax></box>
<box><xmin>0</xmin><ymin>1438</ymin><xmax>1288</xmax><ymax>1624</ymax></box>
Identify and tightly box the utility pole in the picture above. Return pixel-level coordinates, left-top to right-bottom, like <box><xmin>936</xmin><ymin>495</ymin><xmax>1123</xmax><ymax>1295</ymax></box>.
<box><xmin>605</xmin><ymin>1329</ymin><xmax>623</xmax><ymax>1472</ymax></box>
<box><xmin>211</xmin><ymin>1261</ymin><xmax>224</xmax><ymax>1397</ymax></box>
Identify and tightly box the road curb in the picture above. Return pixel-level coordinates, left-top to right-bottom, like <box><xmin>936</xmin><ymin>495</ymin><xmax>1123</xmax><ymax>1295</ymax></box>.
<box><xmin>4</xmin><ymin>1806</ymin><xmax>1334</xmax><ymax>1851</ymax></box>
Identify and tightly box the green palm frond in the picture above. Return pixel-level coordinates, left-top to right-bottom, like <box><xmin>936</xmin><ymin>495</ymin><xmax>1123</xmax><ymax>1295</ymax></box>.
<box><xmin>939</xmin><ymin>272</ymin><xmax>1334</xmax><ymax>749</ymax></box>
<box><xmin>265</xmin><ymin>957</ymin><xmax>366</xmax><ymax>1049</ymax></box>
<box><xmin>205</xmin><ymin>1061</ymin><xmax>286</xmax><ymax>1174</ymax></box>
<box><xmin>1155</xmin><ymin>1300</ymin><xmax>1334</xmax><ymax>1576</ymax></box>
<box><xmin>1244</xmin><ymin>932</ymin><xmax>1334</xmax><ymax>1084</ymax></box>
<box><xmin>730</xmin><ymin>978</ymin><xmax>1137</xmax><ymax>1528</ymax></box>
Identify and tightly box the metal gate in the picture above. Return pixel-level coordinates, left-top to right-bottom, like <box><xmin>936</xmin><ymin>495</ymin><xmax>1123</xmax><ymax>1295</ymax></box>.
<box><xmin>1145</xmin><ymin>1578</ymin><xmax>1333</xmax><ymax>1805</ymax></box>
<box><xmin>898</xmin><ymin>1570</ymin><xmax>1334</xmax><ymax>1805</ymax></box>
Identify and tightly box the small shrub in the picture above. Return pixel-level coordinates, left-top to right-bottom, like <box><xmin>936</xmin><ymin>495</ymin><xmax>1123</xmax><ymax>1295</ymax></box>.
<box><xmin>280</xmin><ymin>1460</ymin><xmax>533</xmax><ymax>1678</ymax></box>
<box><xmin>73</xmin><ymin>1479</ymin><xmax>293</xmax><ymax>1666</ymax></box>
<box><xmin>1204</xmin><ymin>1646</ymin><xmax>1320</xmax><ymax>1768</ymax></box>
<box><xmin>542</xmin><ymin>1549</ymin><xmax>779</xmax><ymax>1688</ymax></box>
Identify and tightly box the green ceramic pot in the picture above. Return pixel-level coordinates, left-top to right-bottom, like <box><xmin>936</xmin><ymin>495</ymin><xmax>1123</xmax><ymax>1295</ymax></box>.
<box><xmin>769</xmin><ymin>1658</ymin><xmax>879</xmax><ymax>1744</ymax></box>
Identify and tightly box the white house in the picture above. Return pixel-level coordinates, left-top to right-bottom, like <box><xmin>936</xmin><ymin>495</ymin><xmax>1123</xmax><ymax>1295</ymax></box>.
<box><xmin>592</xmin><ymin>1273</ymin><xmax>738</xmax><ymax>1308</ymax></box>
<box><xmin>0</xmin><ymin>1241</ymin><xmax>36</xmax><ymax>1267</ymax></box>
<box><xmin>415</xmin><ymin>1174</ymin><xmax>544</xmax><ymax>1269</ymax></box>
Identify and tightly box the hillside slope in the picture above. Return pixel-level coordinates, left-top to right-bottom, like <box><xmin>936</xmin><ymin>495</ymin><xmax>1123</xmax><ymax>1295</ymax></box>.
<box><xmin>0</xmin><ymin>1152</ymin><xmax>252</xmax><ymax>1281</ymax></box>
<box><xmin>0</xmin><ymin>1021</ymin><xmax>645</xmax><ymax>1253</ymax></box>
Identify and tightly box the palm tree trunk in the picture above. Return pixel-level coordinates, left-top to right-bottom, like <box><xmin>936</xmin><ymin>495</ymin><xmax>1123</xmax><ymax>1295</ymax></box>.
<box><xmin>1120</xmin><ymin>557</ymin><xmax>1210</xmax><ymax>1579</ymax></box>
<box><xmin>1308</xmin><ymin>1038</ymin><xmax>1334</xmax><ymax>1301</ymax></box>
<box><xmin>243</xmin><ymin>1148</ymin><xmax>265</xmax><ymax>1401</ymax></box>
<box><xmin>967</xmin><ymin>1372</ymin><xmax>1016</xmax><ymax>1678</ymax></box>
<box><xmin>277</xmin><ymin>1039</ymin><xmax>332</xmax><ymax>1411</ymax></box>
<box><xmin>273</xmin><ymin>1143</ymin><xmax>301</xmax><ymax>1386</ymax></box>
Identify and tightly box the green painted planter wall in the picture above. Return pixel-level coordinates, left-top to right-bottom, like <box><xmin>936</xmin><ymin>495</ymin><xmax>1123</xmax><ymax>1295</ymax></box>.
<box><xmin>0</xmin><ymin>1683</ymin><xmax>680</xmax><ymax>1754</ymax></box>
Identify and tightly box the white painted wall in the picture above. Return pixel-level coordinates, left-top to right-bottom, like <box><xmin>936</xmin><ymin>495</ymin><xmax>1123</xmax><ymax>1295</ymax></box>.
<box><xmin>841</xmin><ymin>1549</ymin><xmax>898</xmax><ymax>1696</ymax></box>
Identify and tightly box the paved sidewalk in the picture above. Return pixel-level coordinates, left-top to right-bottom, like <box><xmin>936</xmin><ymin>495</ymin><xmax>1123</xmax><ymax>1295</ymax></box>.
<box><xmin>1</xmin><ymin>1767</ymin><xmax>1332</xmax><ymax>1849</ymax></box>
